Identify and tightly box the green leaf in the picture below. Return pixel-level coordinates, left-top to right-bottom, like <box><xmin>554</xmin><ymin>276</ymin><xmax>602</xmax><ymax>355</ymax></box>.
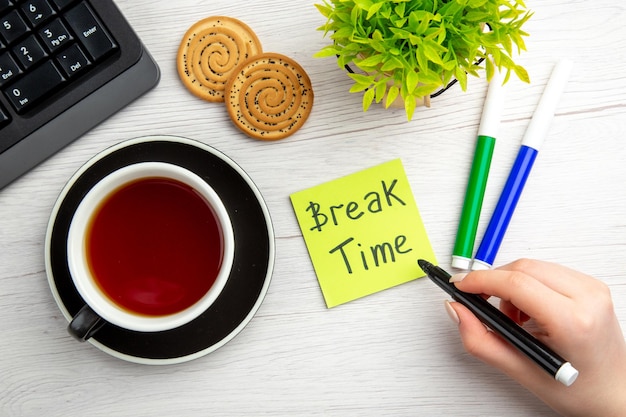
<box><xmin>510</xmin><ymin>32</ymin><xmax>528</xmax><ymax>52</ymax></box>
<box><xmin>389</xmin><ymin>28</ymin><xmax>413</xmax><ymax>40</ymax></box>
<box><xmin>392</xmin><ymin>16</ymin><xmax>408</xmax><ymax>28</ymax></box>
<box><xmin>395</xmin><ymin>2</ymin><xmax>406</xmax><ymax>18</ymax></box>
<box><xmin>440</xmin><ymin>0</ymin><xmax>464</xmax><ymax>17</ymax></box>
<box><xmin>485</xmin><ymin>56</ymin><xmax>494</xmax><ymax>81</ymax></box>
<box><xmin>414</xmin><ymin>84</ymin><xmax>437</xmax><ymax>97</ymax></box>
<box><xmin>375</xmin><ymin>80</ymin><xmax>387</xmax><ymax>103</ymax></box>
<box><xmin>349</xmin><ymin>83</ymin><xmax>370</xmax><ymax>93</ymax></box>
<box><xmin>502</xmin><ymin>68</ymin><xmax>512</xmax><ymax>84</ymax></box>
<box><xmin>468</xmin><ymin>0</ymin><xmax>488</xmax><ymax>7</ymax></box>
<box><xmin>313</xmin><ymin>45</ymin><xmax>341</xmax><ymax>58</ymax></box>
<box><xmin>513</xmin><ymin>64</ymin><xmax>530</xmax><ymax>83</ymax></box>
<box><xmin>380</xmin><ymin>55</ymin><xmax>404</xmax><ymax>72</ymax></box>
<box><xmin>314</xmin><ymin>3</ymin><xmax>332</xmax><ymax>19</ymax></box>
<box><xmin>501</xmin><ymin>34</ymin><xmax>513</xmax><ymax>56</ymax></box>
<box><xmin>409</xmin><ymin>34</ymin><xmax>423</xmax><ymax>46</ymax></box>
<box><xmin>363</xmin><ymin>88</ymin><xmax>376</xmax><ymax>112</ymax></box>
<box><xmin>418</xmin><ymin>70</ymin><xmax>444</xmax><ymax>86</ymax></box>
<box><xmin>369</xmin><ymin>40</ymin><xmax>388</xmax><ymax>53</ymax></box>
<box><xmin>350</xmin><ymin>6</ymin><xmax>359</xmax><ymax>29</ymax></box>
<box><xmin>455</xmin><ymin>66</ymin><xmax>468</xmax><ymax>91</ymax></box>
<box><xmin>416</xmin><ymin>47</ymin><xmax>429</xmax><ymax>73</ymax></box>
<box><xmin>348</xmin><ymin>73</ymin><xmax>376</xmax><ymax>85</ymax></box>
<box><xmin>406</xmin><ymin>70</ymin><xmax>419</xmax><ymax>93</ymax></box>
<box><xmin>464</xmin><ymin>11</ymin><xmax>489</xmax><ymax>22</ymax></box>
<box><xmin>415</xmin><ymin>14</ymin><xmax>432</xmax><ymax>35</ymax></box>
<box><xmin>331</xmin><ymin>26</ymin><xmax>353</xmax><ymax>40</ymax></box>
<box><xmin>353</xmin><ymin>0</ymin><xmax>373</xmax><ymax>11</ymax></box>
<box><xmin>380</xmin><ymin>4</ymin><xmax>392</xmax><ymax>19</ymax></box>
<box><xmin>489</xmin><ymin>48</ymin><xmax>502</xmax><ymax>66</ymax></box>
<box><xmin>334</xmin><ymin>12</ymin><xmax>352</xmax><ymax>25</ymax></box>
<box><xmin>423</xmin><ymin>40</ymin><xmax>446</xmax><ymax>65</ymax></box>
<box><xmin>404</xmin><ymin>94</ymin><xmax>416</xmax><ymax>121</ymax></box>
<box><xmin>357</xmin><ymin>54</ymin><xmax>384</xmax><ymax>67</ymax></box>
<box><xmin>366</xmin><ymin>2</ymin><xmax>384</xmax><ymax>20</ymax></box>
<box><xmin>385</xmin><ymin>85</ymin><xmax>400</xmax><ymax>108</ymax></box>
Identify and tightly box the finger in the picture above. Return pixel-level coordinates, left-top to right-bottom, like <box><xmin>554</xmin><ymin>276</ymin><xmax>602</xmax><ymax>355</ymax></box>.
<box><xmin>499</xmin><ymin>299</ymin><xmax>531</xmax><ymax>325</ymax></box>
<box><xmin>448</xmin><ymin>301</ymin><xmax>561</xmax><ymax>389</ymax></box>
<box><xmin>496</xmin><ymin>259</ymin><xmax>596</xmax><ymax>299</ymax></box>
<box><xmin>453</xmin><ymin>268</ymin><xmax>571</xmax><ymax>327</ymax></box>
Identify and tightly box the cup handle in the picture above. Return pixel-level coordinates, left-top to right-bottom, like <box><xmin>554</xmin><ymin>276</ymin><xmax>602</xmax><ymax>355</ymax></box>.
<box><xmin>68</xmin><ymin>305</ymin><xmax>106</xmax><ymax>342</ymax></box>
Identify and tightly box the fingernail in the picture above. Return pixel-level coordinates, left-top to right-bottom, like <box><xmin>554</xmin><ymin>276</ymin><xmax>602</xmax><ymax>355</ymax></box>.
<box><xmin>444</xmin><ymin>300</ymin><xmax>460</xmax><ymax>324</ymax></box>
<box><xmin>449</xmin><ymin>273</ymin><xmax>467</xmax><ymax>283</ymax></box>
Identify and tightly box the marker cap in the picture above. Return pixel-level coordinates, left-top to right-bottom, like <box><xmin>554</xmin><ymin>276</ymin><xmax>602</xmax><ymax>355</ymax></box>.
<box><xmin>522</xmin><ymin>59</ymin><xmax>573</xmax><ymax>151</ymax></box>
<box><xmin>451</xmin><ymin>256</ymin><xmax>472</xmax><ymax>270</ymax></box>
<box><xmin>477</xmin><ymin>70</ymin><xmax>504</xmax><ymax>138</ymax></box>
<box><xmin>555</xmin><ymin>362</ymin><xmax>579</xmax><ymax>386</ymax></box>
<box><xmin>471</xmin><ymin>258</ymin><xmax>492</xmax><ymax>271</ymax></box>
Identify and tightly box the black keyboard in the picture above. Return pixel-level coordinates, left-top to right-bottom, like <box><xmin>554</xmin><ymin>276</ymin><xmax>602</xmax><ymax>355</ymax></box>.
<box><xmin>0</xmin><ymin>0</ymin><xmax>159</xmax><ymax>189</ymax></box>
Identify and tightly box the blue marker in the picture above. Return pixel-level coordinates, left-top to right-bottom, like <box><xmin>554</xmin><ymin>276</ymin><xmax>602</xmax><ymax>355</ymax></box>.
<box><xmin>472</xmin><ymin>60</ymin><xmax>573</xmax><ymax>270</ymax></box>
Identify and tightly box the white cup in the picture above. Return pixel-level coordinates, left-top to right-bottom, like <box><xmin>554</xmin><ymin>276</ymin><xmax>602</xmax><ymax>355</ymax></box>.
<box><xmin>67</xmin><ymin>162</ymin><xmax>234</xmax><ymax>340</ymax></box>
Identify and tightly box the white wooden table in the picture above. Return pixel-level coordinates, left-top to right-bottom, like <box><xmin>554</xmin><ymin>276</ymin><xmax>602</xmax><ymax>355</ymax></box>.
<box><xmin>2</xmin><ymin>1</ymin><xmax>625</xmax><ymax>415</ymax></box>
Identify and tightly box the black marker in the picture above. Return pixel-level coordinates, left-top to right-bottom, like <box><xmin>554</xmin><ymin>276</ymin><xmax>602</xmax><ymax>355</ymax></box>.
<box><xmin>417</xmin><ymin>259</ymin><xmax>578</xmax><ymax>386</ymax></box>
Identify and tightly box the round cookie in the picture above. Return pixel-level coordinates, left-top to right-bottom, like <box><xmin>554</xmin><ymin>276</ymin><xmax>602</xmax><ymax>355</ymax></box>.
<box><xmin>177</xmin><ymin>16</ymin><xmax>262</xmax><ymax>102</ymax></box>
<box><xmin>225</xmin><ymin>53</ymin><xmax>314</xmax><ymax>141</ymax></box>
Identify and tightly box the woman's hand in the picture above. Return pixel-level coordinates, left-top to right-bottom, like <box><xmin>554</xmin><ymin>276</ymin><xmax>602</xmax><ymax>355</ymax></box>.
<box><xmin>446</xmin><ymin>259</ymin><xmax>626</xmax><ymax>417</ymax></box>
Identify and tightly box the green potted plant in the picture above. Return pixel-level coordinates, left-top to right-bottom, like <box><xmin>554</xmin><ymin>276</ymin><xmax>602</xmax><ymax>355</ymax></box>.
<box><xmin>315</xmin><ymin>0</ymin><xmax>532</xmax><ymax>120</ymax></box>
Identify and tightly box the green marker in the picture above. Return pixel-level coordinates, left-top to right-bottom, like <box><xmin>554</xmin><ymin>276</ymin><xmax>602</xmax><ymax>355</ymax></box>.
<box><xmin>452</xmin><ymin>71</ymin><xmax>504</xmax><ymax>270</ymax></box>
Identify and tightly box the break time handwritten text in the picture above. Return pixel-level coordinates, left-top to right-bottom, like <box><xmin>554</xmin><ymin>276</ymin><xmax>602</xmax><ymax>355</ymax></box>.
<box><xmin>303</xmin><ymin>179</ymin><xmax>413</xmax><ymax>274</ymax></box>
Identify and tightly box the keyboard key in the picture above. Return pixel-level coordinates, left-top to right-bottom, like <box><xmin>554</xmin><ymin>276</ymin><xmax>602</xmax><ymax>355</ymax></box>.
<box><xmin>0</xmin><ymin>51</ymin><xmax>21</xmax><ymax>86</ymax></box>
<box><xmin>0</xmin><ymin>1</ymin><xmax>13</xmax><ymax>15</ymax></box>
<box><xmin>56</xmin><ymin>42</ymin><xmax>89</xmax><ymax>78</ymax></box>
<box><xmin>21</xmin><ymin>0</ymin><xmax>56</xmax><ymax>27</ymax></box>
<box><xmin>12</xmin><ymin>35</ymin><xmax>47</xmax><ymax>69</ymax></box>
<box><xmin>0</xmin><ymin>9</ymin><xmax>30</xmax><ymax>44</ymax></box>
<box><xmin>65</xmin><ymin>2</ymin><xmax>116</xmax><ymax>61</ymax></box>
<box><xmin>50</xmin><ymin>0</ymin><xmax>75</xmax><ymax>10</ymax></box>
<box><xmin>3</xmin><ymin>60</ymin><xmax>65</xmax><ymax>112</ymax></box>
<box><xmin>38</xmin><ymin>17</ymin><xmax>72</xmax><ymax>52</ymax></box>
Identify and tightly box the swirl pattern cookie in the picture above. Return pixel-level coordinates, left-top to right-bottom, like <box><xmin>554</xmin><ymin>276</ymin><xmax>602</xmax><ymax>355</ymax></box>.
<box><xmin>177</xmin><ymin>16</ymin><xmax>262</xmax><ymax>102</ymax></box>
<box><xmin>225</xmin><ymin>53</ymin><xmax>314</xmax><ymax>140</ymax></box>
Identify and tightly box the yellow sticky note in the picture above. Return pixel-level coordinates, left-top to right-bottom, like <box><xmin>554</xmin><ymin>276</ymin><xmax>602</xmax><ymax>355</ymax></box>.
<box><xmin>290</xmin><ymin>159</ymin><xmax>436</xmax><ymax>308</ymax></box>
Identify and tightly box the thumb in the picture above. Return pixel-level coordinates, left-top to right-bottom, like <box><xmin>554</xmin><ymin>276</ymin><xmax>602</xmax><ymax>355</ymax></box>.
<box><xmin>446</xmin><ymin>301</ymin><xmax>548</xmax><ymax>386</ymax></box>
